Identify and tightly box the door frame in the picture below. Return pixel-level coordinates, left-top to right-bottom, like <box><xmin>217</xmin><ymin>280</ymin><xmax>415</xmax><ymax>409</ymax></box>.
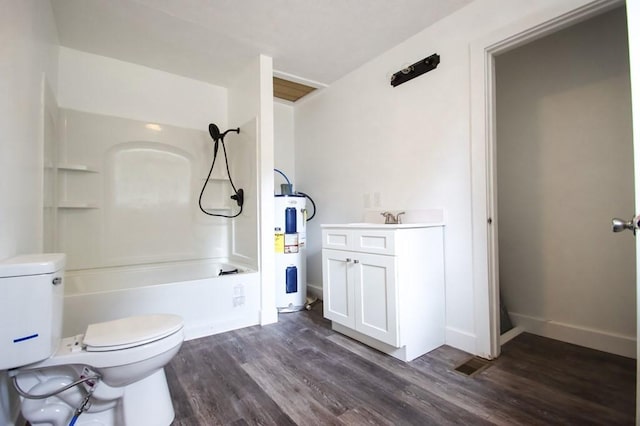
<box><xmin>624</xmin><ymin>1</ymin><xmax>640</xmax><ymax>419</ymax></box>
<box><xmin>469</xmin><ymin>0</ymin><xmax>624</xmax><ymax>359</ymax></box>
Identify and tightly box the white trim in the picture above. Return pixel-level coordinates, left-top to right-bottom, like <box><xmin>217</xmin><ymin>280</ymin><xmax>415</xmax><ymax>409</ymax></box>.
<box><xmin>623</xmin><ymin>0</ymin><xmax>640</xmax><ymax>417</ymax></box>
<box><xmin>499</xmin><ymin>326</ymin><xmax>524</xmax><ymax>346</ymax></box>
<box><xmin>272</xmin><ymin>70</ymin><xmax>328</xmax><ymax>89</ymax></box>
<box><xmin>470</xmin><ymin>0</ymin><xmax>622</xmax><ymax>359</ymax></box>
<box><xmin>509</xmin><ymin>312</ymin><xmax>636</xmax><ymax>359</ymax></box>
<box><xmin>445</xmin><ymin>326</ymin><xmax>477</xmax><ymax>356</ymax></box>
<box><xmin>258</xmin><ymin>55</ymin><xmax>278</xmax><ymax>326</ymax></box>
<box><xmin>274</xmin><ymin>97</ymin><xmax>295</xmax><ymax>106</ymax></box>
<box><xmin>306</xmin><ymin>282</ymin><xmax>323</xmax><ymax>301</ymax></box>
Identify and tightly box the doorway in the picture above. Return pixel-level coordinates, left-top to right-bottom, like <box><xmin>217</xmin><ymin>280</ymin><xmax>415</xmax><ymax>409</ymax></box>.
<box><xmin>493</xmin><ymin>6</ymin><xmax>635</xmax><ymax>358</ymax></box>
<box><xmin>469</xmin><ymin>0</ymin><xmax>636</xmax><ymax>360</ymax></box>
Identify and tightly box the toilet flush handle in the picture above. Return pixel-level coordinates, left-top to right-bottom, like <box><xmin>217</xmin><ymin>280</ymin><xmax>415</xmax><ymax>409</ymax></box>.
<box><xmin>52</xmin><ymin>277</ymin><xmax>62</xmax><ymax>286</ymax></box>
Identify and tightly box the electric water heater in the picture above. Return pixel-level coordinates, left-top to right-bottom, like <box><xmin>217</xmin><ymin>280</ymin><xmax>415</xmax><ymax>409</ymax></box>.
<box><xmin>274</xmin><ymin>194</ymin><xmax>307</xmax><ymax>312</ymax></box>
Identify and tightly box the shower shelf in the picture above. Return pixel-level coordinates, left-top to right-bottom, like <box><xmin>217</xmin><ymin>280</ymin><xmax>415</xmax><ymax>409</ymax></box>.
<box><xmin>200</xmin><ymin>206</ymin><xmax>231</xmax><ymax>211</ymax></box>
<box><xmin>58</xmin><ymin>201</ymin><xmax>99</xmax><ymax>209</ymax></box>
<box><xmin>58</xmin><ymin>164</ymin><xmax>98</xmax><ymax>173</ymax></box>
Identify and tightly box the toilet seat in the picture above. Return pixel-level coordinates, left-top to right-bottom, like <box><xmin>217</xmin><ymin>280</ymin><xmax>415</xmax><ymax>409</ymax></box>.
<box><xmin>17</xmin><ymin>313</ymin><xmax>184</xmax><ymax>372</ymax></box>
<box><xmin>83</xmin><ymin>314</ymin><xmax>183</xmax><ymax>352</ymax></box>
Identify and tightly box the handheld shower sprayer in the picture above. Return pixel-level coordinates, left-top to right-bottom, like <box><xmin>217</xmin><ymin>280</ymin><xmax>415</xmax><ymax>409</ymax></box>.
<box><xmin>208</xmin><ymin>123</ymin><xmax>240</xmax><ymax>142</ymax></box>
<box><xmin>199</xmin><ymin>123</ymin><xmax>244</xmax><ymax>218</ymax></box>
<box><xmin>208</xmin><ymin>123</ymin><xmax>240</xmax><ymax>156</ymax></box>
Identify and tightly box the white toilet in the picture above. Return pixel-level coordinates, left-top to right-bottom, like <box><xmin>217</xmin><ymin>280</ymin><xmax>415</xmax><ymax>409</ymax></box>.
<box><xmin>0</xmin><ymin>253</ymin><xmax>185</xmax><ymax>426</ymax></box>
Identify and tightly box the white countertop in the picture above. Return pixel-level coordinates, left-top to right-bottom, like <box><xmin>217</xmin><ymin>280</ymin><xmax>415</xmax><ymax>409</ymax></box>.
<box><xmin>321</xmin><ymin>222</ymin><xmax>444</xmax><ymax>229</ymax></box>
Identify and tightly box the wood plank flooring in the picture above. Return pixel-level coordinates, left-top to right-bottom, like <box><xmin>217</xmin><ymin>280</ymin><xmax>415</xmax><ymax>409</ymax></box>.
<box><xmin>166</xmin><ymin>303</ymin><xmax>635</xmax><ymax>425</ymax></box>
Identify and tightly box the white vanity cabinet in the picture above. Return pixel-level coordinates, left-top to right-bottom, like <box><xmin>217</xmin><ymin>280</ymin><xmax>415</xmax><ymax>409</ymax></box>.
<box><xmin>321</xmin><ymin>223</ymin><xmax>445</xmax><ymax>362</ymax></box>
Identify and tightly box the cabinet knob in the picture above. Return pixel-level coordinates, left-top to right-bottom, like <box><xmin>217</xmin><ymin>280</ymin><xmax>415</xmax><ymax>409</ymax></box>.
<box><xmin>353</xmin><ymin>259</ymin><xmax>360</xmax><ymax>264</ymax></box>
<box><xmin>345</xmin><ymin>258</ymin><xmax>352</xmax><ymax>262</ymax></box>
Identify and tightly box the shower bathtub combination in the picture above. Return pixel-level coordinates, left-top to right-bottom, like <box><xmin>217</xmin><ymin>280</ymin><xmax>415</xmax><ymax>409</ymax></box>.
<box><xmin>48</xmin><ymin>110</ymin><xmax>262</xmax><ymax>340</ymax></box>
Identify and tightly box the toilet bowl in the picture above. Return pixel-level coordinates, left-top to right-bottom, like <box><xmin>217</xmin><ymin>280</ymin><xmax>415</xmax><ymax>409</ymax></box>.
<box><xmin>0</xmin><ymin>254</ymin><xmax>184</xmax><ymax>426</ymax></box>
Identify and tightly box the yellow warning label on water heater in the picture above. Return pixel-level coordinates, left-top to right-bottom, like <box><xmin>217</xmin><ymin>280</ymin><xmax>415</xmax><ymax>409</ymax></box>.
<box><xmin>274</xmin><ymin>233</ymin><xmax>285</xmax><ymax>253</ymax></box>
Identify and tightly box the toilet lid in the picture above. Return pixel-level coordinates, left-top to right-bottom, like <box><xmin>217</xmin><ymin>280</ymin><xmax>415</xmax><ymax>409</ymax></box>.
<box><xmin>83</xmin><ymin>314</ymin><xmax>183</xmax><ymax>352</ymax></box>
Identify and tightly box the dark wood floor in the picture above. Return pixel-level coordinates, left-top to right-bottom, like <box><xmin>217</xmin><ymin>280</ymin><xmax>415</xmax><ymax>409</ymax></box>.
<box><xmin>166</xmin><ymin>303</ymin><xmax>636</xmax><ymax>425</ymax></box>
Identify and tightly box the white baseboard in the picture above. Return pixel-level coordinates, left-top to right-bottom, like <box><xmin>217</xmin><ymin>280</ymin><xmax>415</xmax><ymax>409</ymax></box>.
<box><xmin>445</xmin><ymin>326</ymin><xmax>476</xmax><ymax>354</ymax></box>
<box><xmin>306</xmin><ymin>282</ymin><xmax>323</xmax><ymax>300</ymax></box>
<box><xmin>509</xmin><ymin>312</ymin><xmax>636</xmax><ymax>359</ymax></box>
<box><xmin>500</xmin><ymin>326</ymin><xmax>524</xmax><ymax>345</ymax></box>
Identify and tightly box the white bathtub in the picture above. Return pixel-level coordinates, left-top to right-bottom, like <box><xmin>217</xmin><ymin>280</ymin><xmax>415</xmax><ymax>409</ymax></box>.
<box><xmin>62</xmin><ymin>259</ymin><xmax>261</xmax><ymax>340</ymax></box>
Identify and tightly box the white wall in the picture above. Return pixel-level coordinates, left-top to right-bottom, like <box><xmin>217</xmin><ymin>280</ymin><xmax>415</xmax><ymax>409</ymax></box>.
<box><xmin>0</xmin><ymin>2</ymin><xmax>59</xmax><ymax>424</ymax></box>
<box><xmin>0</xmin><ymin>1</ymin><xmax>58</xmax><ymax>260</ymax></box>
<box><xmin>496</xmin><ymin>7</ymin><xmax>635</xmax><ymax>357</ymax></box>
<box><xmin>228</xmin><ymin>55</ymin><xmax>277</xmax><ymax>326</ymax></box>
<box><xmin>58</xmin><ymin>47</ymin><xmax>227</xmax><ymax>130</ymax></box>
<box><xmin>274</xmin><ymin>101</ymin><xmax>296</xmax><ymax>186</ymax></box>
<box><xmin>295</xmin><ymin>0</ymin><xmax>598</xmax><ymax>353</ymax></box>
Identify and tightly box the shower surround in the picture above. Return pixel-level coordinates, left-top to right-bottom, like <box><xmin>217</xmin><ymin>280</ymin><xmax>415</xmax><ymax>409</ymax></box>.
<box><xmin>51</xmin><ymin>108</ymin><xmax>260</xmax><ymax>338</ymax></box>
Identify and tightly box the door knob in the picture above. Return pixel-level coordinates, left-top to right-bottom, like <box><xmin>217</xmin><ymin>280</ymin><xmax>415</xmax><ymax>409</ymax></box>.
<box><xmin>612</xmin><ymin>216</ymin><xmax>638</xmax><ymax>235</ymax></box>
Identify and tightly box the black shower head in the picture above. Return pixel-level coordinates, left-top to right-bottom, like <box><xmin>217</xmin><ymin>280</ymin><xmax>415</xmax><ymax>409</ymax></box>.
<box><xmin>209</xmin><ymin>123</ymin><xmax>221</xmax><ymax>142</ymax></box>
<box><xmin>209</xmin><ymin>123</ymin><xmax>240</xmax><ymax>143</ymax></box>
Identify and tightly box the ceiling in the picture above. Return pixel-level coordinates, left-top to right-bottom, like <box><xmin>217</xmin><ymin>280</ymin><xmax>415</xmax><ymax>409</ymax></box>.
<box><xmin>51</xmin><ymin>0</ymin><xmax>473</xmax><ymax>89</ymax></box>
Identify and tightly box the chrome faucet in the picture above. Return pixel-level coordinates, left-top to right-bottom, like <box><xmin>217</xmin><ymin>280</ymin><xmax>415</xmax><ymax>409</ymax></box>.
<box><xmin>381</xmin><ymin>211</ymin><xmax>406</xmax><ymax>224</ymax></box>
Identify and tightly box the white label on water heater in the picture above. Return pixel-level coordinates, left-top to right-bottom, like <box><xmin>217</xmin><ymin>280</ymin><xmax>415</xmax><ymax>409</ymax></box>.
<box><xmin>284</xmin><ymin>233</ymin><xmax>299</xmax><ymax>253</ymax></box>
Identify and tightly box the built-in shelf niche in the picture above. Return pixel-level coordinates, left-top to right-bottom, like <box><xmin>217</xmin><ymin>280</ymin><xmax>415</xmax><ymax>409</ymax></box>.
<box><xmin>200</xmin><ymin>178</ymin><xmax>232</xmax><ymax>211</ymax></box>
<box><xmin>57</xmin><ymin>163</ymin><xmax>100</xmax><ymax>209</ymax></box>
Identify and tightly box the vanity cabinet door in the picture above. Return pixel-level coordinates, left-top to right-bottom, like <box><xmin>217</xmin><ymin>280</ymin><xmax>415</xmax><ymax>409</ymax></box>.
<box><xmin>352</xmin><ymin>253</ymin><xmax>399</xmax><ymax>347</ymax></box>
<box><xmin>322</xmin><ymin>249</ymin><xmax>355</xmax><ymax>328</ymax></box>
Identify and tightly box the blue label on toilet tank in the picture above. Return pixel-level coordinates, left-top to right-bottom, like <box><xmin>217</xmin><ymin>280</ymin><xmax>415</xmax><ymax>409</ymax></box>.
<box><xmin>13</xmin><ymin>333</ymin><xmax>38</xmax><ymax>343</ymax></box>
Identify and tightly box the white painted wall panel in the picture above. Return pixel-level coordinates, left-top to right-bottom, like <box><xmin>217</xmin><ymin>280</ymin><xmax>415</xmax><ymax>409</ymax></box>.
<box><xmin>274</xmin><ymin>101</ymin><xmax>295</xmax><ymax>185</ymax></box>
<box><xmin>0</xmin><ymin>2</ymin><xmax>59</xmax><ymax>424</ymax></box>
<box><xmin>0</xmin><ymin>0</ymin><xmax>58</xmax><ymax>260</ymax></box>
<box><xmin>57</xmin><ymin>47</ymin><xmax>227</xmax><ymax>131</ymax></box>
<box><xmin>228</xmin><ymin>55</ymin><xmax>277</xmax><ymax>325</ymax></box>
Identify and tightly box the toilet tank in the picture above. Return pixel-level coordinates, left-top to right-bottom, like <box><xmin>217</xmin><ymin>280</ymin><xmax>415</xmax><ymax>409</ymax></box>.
<box><xmin>0</xmin><ymin>254</ymin><xmax>65</xmax><ymax>370</ymax></box>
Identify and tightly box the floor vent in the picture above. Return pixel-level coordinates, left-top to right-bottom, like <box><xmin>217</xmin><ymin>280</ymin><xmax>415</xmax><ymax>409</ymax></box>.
<box><xmin>453</xmin><ymin>356</ymin><xmax>492</xmax><ymax>377</ymax></box>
